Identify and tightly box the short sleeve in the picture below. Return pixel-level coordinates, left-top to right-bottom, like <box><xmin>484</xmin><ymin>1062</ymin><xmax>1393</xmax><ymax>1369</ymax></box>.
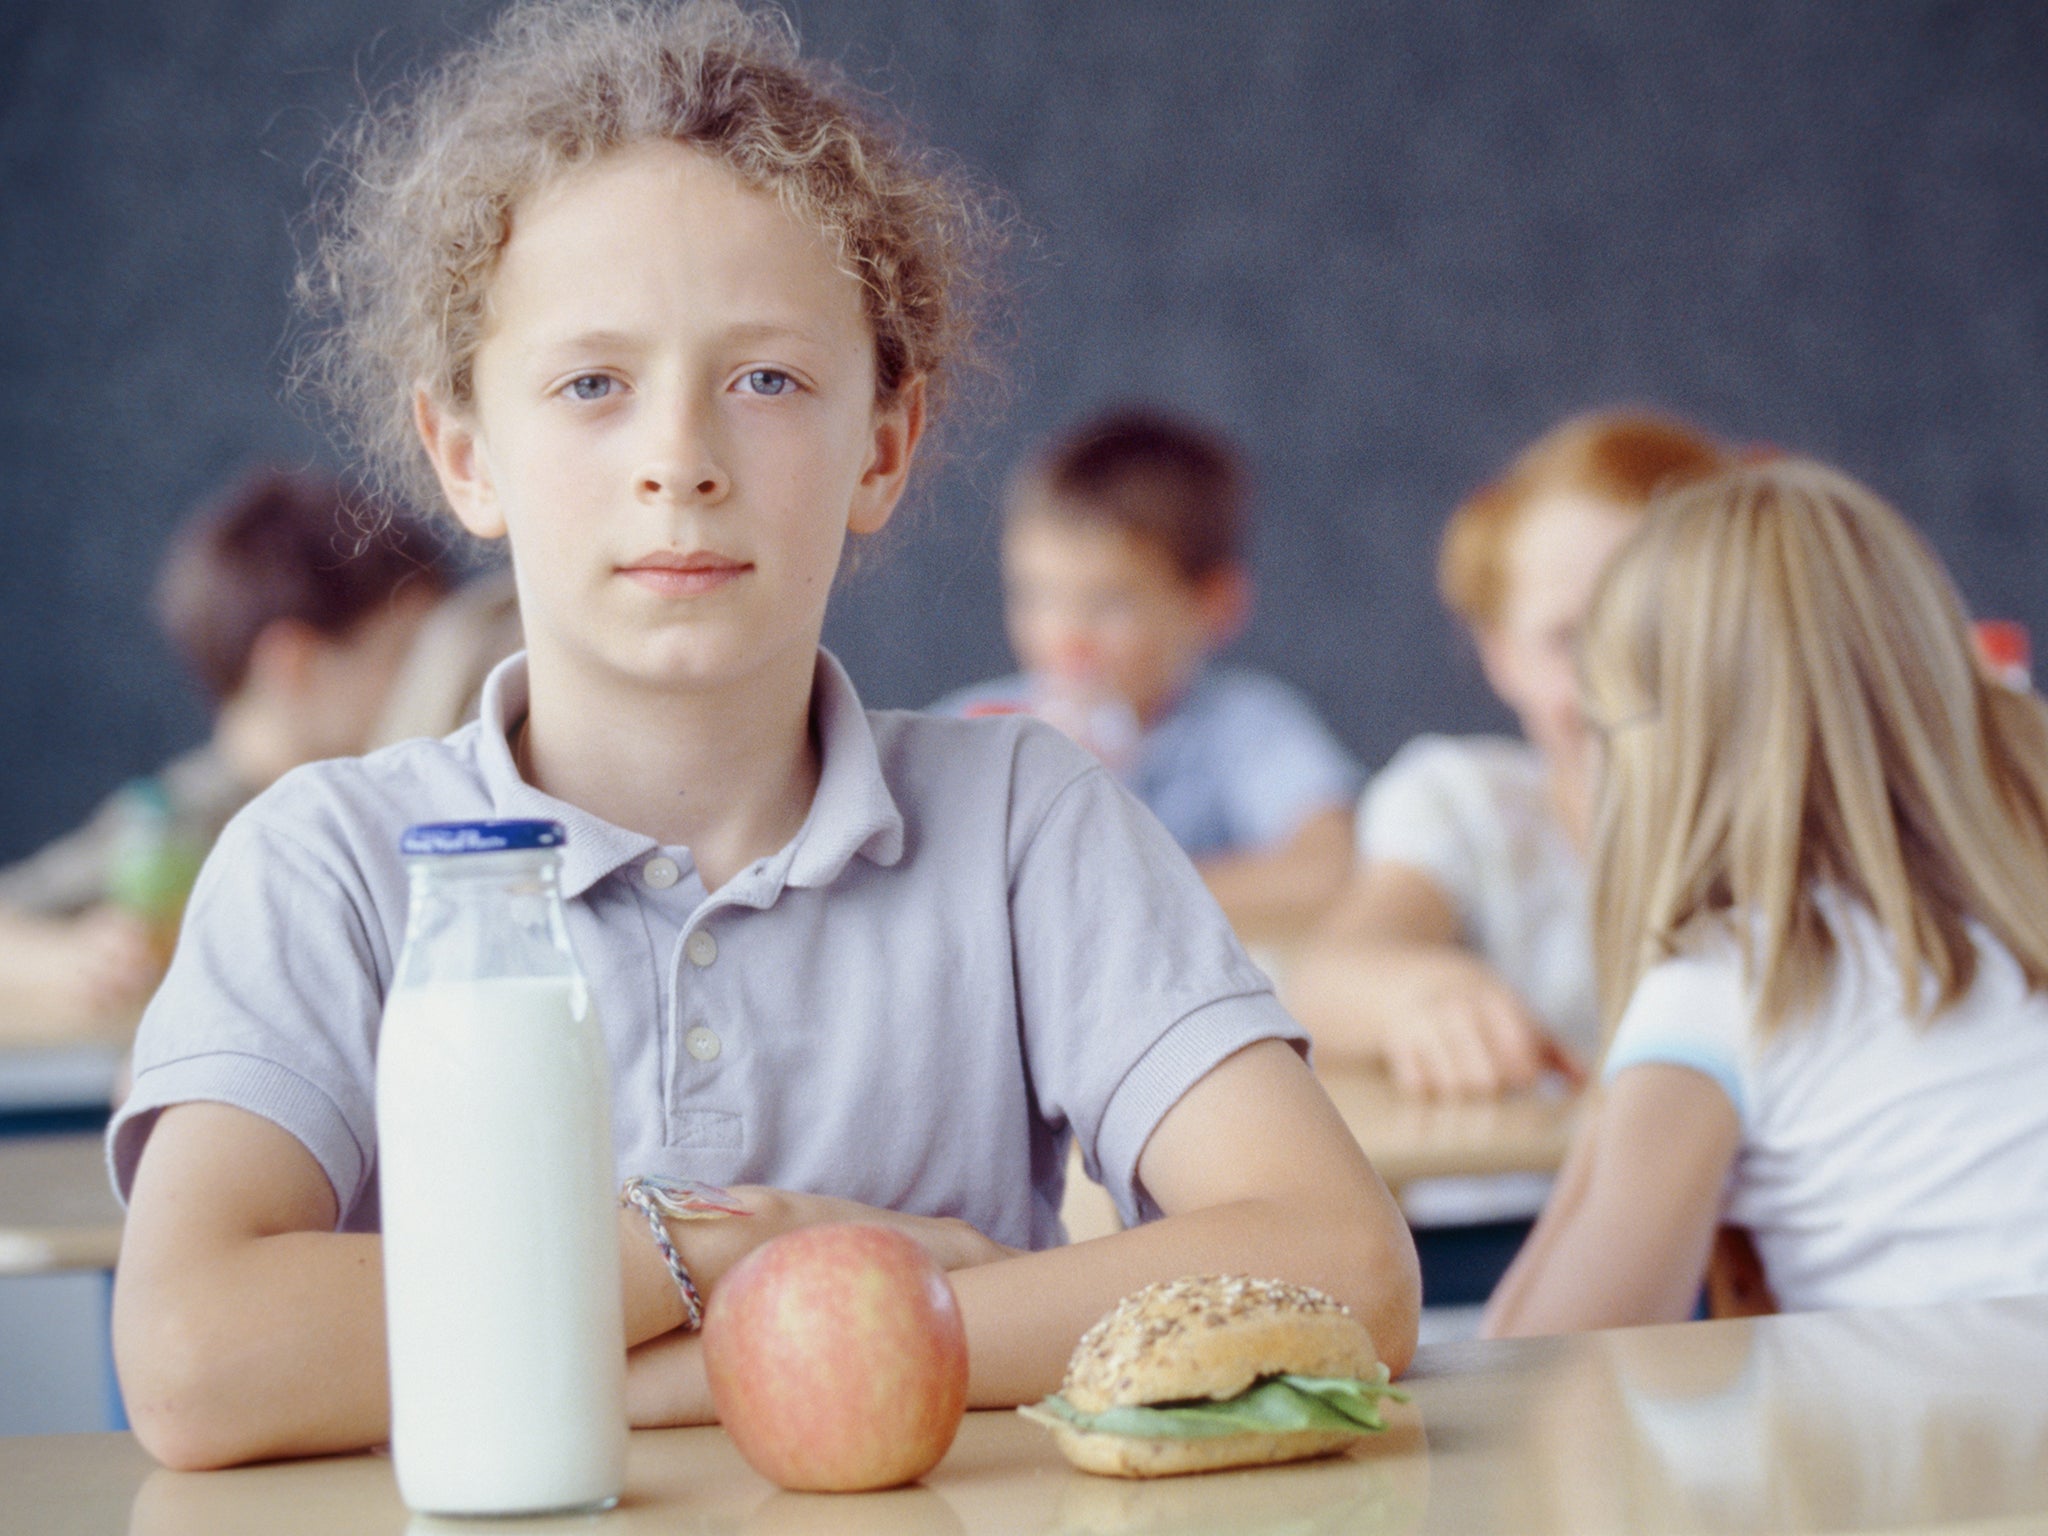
<box><xmin>1213</xmin><ymin>676</ymin><xmax>1364</xmax><ymax>850</ymax></box>
<box><xmin>105</xmin><ymin>799</ymin><xmax>401</xmax><ymax>1224</ymax></box>
<box><xmin>1004</xmin><ymin>731</ymin><xmax>1308</xmax><ymax>1226</ymax></box>
<box><xmin>1603</xmin><ymin>948</ymin><xmax>1750</xmax><ymax>1123</ymax></box>
<box><xmin>1355</xmin><ymin>735</ymin><xmax>1501</xmax><ymax>911</ymax></box>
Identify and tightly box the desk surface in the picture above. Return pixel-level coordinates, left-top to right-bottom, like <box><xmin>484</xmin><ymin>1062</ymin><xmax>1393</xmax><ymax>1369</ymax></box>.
<box><xmin>9</xmin><ymin>1293</ymin><xmax>2048</xmax><ymax>1535</ymax></box>
<box><xmin>0</xmin><ymin>1065</ymin><xmax>1579</xmax><ymax>1273</ymax></box>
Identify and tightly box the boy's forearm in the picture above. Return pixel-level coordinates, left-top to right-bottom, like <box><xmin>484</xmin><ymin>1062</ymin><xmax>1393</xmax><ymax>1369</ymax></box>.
<box><xmin>949</xmin><ymin>1188</ymin><xmax>1420</xmax><ymax>1408</ymax></box>
<box><xmin>120</xmin><ymin>1213</ymin><xmax>693</xmax><ymax>1469</ymax></box>
<box><xmin>116</xmin><ymin>1230</ymin><xmax>395</xmax><ymax>1468</ymax></box>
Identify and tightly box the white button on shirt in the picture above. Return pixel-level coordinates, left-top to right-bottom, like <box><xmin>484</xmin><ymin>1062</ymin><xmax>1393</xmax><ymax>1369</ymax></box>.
<box><xmin>111</xmin><ymin>650</ymin><xmax>1301</xmax><ymax>1252</ymax></box>
<box><xmin>642</xmin><ymin>856</ymin><xmax>681</xmax><ymax>890</ymax></box>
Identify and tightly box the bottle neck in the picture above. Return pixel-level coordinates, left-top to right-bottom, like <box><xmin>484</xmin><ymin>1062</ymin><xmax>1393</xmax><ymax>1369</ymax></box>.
<box><xmin>395</xmin><ymin>851</ymin><xmax>579</xmax><ymax>989</ymax></box>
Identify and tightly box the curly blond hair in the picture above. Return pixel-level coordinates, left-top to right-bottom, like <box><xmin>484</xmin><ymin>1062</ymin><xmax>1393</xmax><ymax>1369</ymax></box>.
<box><xmin>295</xmin><ymin>0</ymin><xmax>1004</xmax><ymax>516</ymax></box>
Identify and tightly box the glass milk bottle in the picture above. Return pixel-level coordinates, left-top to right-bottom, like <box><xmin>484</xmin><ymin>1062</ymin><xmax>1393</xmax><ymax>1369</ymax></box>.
<box><xmin>377</xmin><ymin>820</ymin><xmax>626</xmax><ymax>1515</ymax></box>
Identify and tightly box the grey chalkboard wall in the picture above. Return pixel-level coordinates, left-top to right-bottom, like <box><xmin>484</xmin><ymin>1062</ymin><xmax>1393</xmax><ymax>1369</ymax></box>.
<box><xmin>3</xmin><ymin>0</ymin><xmax>2044</xmax><ymax>863</ymax></box>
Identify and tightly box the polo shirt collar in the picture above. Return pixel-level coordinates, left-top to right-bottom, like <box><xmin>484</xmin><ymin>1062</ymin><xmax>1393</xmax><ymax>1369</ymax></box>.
<box><xmin>472</xmin><ymin>650</ymin><xmax>904</xmax><ymax>901</ymax></box>
<box><xmin>785</xmin><ymin>648</ymin><xmax>906</xmax><ymax>888</ymax></box>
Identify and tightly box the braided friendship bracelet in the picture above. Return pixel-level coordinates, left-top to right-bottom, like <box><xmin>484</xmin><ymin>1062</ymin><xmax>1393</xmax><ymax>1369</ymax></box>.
<box><xmin>619</xmin><ymin>1175</ymin><xmax>747</xmax><ymax>1332</ymax></box>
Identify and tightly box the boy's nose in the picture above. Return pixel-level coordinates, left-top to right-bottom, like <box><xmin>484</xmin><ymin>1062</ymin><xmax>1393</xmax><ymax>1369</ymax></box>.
<box><xmin>638</xmin><ymin>398</ymin><xmax>729</xmax><ymax>505</ymax></box>
<box><xmin>637</xmin><ymin>461</ymin><xmax>727</xmax><ymax>503</ymax></box>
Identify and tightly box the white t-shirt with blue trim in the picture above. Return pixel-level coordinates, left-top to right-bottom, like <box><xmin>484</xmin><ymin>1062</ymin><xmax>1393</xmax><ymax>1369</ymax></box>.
<box><xmin>1606</xmin><ymin>894</ymin><xmax>2048</xmax><ymax>1312</ymax></box>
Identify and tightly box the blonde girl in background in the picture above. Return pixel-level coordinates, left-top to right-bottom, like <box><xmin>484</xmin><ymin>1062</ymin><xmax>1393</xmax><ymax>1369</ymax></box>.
<box><xmin>1485</xmin><ymin>459</ymin><xmax>2048</xmax><ymax>1336</ymax></box>
<box><xmin>1291</xmin><ymin>411</ymin><xmax>1728</xmax><ymax>1099</ymax></box>
<box><xmin>107</xmin><ymin>0</ymin><xmax>1417</xmax><ymax>1470</ymax></box>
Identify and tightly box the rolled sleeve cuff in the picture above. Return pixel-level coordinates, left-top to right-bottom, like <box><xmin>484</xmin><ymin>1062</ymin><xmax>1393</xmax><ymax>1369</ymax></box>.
<box><xmin>1093</xmin><ymin>991</ymin><xmax>1309</xmax><ymax>1228</ymax></box>
<box><xmin>1602</xmin><ymin>1040</ymin><xmax>1748</xmax><ymax>1127</ymax></box>
<box><xmin>107</xmin><ymin>1052</ymin><xmax>369</xmax><ymax>1221</ymax></box>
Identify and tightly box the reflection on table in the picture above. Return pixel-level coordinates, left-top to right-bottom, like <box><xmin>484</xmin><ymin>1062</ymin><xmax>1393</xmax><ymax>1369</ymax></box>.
<box><xmin>9</xmin><ymin>1292</ymin><xmax>2048</xmax><ymax>1534</ymax></box>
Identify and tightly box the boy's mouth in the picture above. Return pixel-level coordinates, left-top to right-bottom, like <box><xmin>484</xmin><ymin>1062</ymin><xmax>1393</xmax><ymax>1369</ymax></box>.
<box><xmin>619</xmin><ymin>550</ymin><xmax>751</xmax><ymax>598</ymax></box>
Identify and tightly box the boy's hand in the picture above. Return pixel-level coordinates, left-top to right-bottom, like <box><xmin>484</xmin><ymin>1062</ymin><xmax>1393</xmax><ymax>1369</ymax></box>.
<box><xmin>722</xmin><ymin>1188</ymin><xmax>1021</xmax><ymax>1273</ymax></box>
<box><xmin>633</xmin><ymin>1186</ymin><xmax>1021</xmax><ymax>1338</ymax></box>
<box><xmin>1373</xmin><ymin>947</ymin><xmax>1584</xmax><ymax>1098</ymax></box>
<box><xmin>622</xmin><ymin>1190</ymin><xmax>1020</xmax><ymax>1421</ymax></box>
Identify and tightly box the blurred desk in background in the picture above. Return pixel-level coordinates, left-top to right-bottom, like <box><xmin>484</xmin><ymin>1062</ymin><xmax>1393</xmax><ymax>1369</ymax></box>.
<box><xmin>1059</xmin><ymin>1066</ymin><xmax>1579</xmax><ymax>1243</ymax></box>
<box><xmin>0</xmin><ymin>1132</ymin><xmax>123</xmax><ymax>1435</ymax></box>
<box><xmin>1319</xmin><ymin>1069</ymin><xmax>1577</xmax><ymax>1197</ymax></box>
<box><xmin>0</xmin><ymin>1042</ymin><xmax>123</xmax><ymax>1138</ymax></box>
<box><xmin>0</xmin><ymin>1133</ymin><xmax>121</xmax><ymax>1277</ymax></box>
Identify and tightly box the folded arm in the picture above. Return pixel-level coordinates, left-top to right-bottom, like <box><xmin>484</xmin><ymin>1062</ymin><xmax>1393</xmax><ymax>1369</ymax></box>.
<box><xmin>115</xmin><ymin>1103</ymin><xmax>1011</xmax><ymax>1467</ymax></box>
<box><xmin>630</xmin><ymin>1039</ymin><xmax>1419</xmax><ymax>1424</ymax></box>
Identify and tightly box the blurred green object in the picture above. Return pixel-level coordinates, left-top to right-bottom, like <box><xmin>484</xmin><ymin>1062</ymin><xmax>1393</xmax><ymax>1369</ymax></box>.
<box><xmin>103</xmin><ymin>778</ymin><xmax>207</xmax><ymax>958</ymax></box>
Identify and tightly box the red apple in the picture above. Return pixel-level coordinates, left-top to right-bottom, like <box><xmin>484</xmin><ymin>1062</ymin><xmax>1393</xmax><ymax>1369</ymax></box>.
<box><xmin>702</xmin><ymin>1222</ymin><xmax>970</xmax><ymax>1492</ymax></box>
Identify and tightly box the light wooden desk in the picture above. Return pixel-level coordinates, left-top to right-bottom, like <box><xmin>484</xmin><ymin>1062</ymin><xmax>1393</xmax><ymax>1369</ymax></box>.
<box><xmin>10</xmin><ymin>1293</ymin><xmax>2048</xmax><ymax>1534</ymax></box>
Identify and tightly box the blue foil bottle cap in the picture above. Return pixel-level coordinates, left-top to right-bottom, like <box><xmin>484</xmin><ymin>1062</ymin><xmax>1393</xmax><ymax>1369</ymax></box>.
<box><xmin>399</xmin><ymin>820</ymin><xmax>567</xmax><ymax>857</ymax></box>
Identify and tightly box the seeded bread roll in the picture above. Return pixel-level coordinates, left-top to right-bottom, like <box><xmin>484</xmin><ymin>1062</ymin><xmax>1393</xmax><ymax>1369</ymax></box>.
<box><xmin>1059</xmin><ymin>1275</ymin><xmax>1378</xmax><ymax>1415</ymax></box>
<box><xmin>1043</xmin><ymin>1419</ymin><xmax>1370</xmax><ymax>1479</ymax></box>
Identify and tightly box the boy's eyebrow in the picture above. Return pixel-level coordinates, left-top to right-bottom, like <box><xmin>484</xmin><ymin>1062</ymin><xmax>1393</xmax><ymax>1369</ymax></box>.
<box><xmin>715</xmin><ymin>318</ymin><xmax>841</xmax><ymax>352</ymax></box>
<box><xmin>525</xmin><ymin>318</ymin><xmax>841</xmax><ymax>363</ymax></box>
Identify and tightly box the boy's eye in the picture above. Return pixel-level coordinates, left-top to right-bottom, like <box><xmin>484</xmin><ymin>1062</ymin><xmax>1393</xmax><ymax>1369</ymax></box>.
<box><xmin>740</xmin><ymin>369</ymin><xmax>797</xmax><ymax>397</ymax></box>
<box><xmin>566</xmin><ymin>375</ymin><xmax>614</xmax><ymax>401</ymax></box>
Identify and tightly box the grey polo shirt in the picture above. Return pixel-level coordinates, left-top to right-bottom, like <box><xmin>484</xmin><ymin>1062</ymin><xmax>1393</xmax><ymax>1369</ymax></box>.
<box><xmin>109</xmin><ymin>651</ymin><xmax>1302</xmax><ymax>1250</ymax></box>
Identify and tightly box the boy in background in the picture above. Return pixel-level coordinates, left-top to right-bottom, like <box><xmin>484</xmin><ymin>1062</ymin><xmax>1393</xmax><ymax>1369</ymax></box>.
<box><xmin>0</xmin><ymin>468</ymin><xmax>449</xmax><ymax>1041</ymax></box>
<box><xmin>938</xmin><ymin>407</ymin><xmax>1361</xmax><ymax>937</ymax></box>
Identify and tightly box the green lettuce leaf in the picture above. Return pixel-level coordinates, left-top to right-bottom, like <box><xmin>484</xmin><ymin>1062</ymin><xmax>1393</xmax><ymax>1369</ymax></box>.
<box><xmin>1019</xmin><ymin>1368</ymin><xmax>1409</xmax><ymax>1441</ymax></box>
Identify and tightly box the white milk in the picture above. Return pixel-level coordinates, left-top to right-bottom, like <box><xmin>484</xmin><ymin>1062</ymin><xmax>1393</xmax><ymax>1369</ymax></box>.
<box><xmin>377</xmin><ymin>975</ymin><xmax>626</xmax><ymax>1515</ymax></box>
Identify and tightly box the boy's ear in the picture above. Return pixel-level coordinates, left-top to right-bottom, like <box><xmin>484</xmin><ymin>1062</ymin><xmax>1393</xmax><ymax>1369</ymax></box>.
<box><xmin>414</xmin><ymin>386</ymin><xmax>506</xmax><ymax>541</ymax></box>
<box><xmin>1197</xmin><ymin>565</ymin><xmax>1252</xmax><ymax>646</ymax></box>
<box><xmin>848</xmin><ymin>374</ymin><xmax>927</xmax><ymax>537</ymax></box>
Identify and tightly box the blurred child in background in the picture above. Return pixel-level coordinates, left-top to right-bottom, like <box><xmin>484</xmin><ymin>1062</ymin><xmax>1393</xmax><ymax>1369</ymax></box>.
<box><xmin>937</xmin><ymin>407</ymin><xmax>1362</xmax><ymax>937</ymax></box>
<box><xmin>1485</xmin><ymin>459</ymin><xmax>2048</xmax><ymax>1334</ymax></box>
<box><xmin>1290</xmin><ymin>411</ymin><xmax>1728</xmax><ymax>1096</ymax></box>
<box><xmin>0</xmin><ymin>469</ymin><xmax>447</xmax><ymax>1040</ymax></box>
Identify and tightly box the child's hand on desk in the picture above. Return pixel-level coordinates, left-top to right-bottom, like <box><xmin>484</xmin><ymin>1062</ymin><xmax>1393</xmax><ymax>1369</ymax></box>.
<box><xmin>1373</xmin><ymin>947</ymin><xmax>1584</xmax><ymax>1099</ymax></box>
<box><xmin>726</xmin><ymin>1187</ymin><xmax>1022</xmax><ymax>1272</ymax></box>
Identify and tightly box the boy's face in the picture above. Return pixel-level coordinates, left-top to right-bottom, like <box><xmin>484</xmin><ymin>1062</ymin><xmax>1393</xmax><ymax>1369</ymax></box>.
<box><xmin>417</xmin><ymin>140</ymin><xmax>920</xmax><ymax>702</ymax></box>
<box><xmin>1002</xmin><ymin>504</ymin><xmax>1226</xmax><ymax>727</ymax></box>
